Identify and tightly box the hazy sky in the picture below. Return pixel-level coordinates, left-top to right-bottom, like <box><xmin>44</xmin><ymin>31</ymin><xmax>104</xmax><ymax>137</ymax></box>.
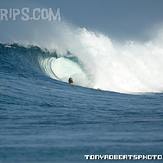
<box><xmin>1</xmin><ymin>0</ymin><xmax>163</xmax><ymax>41</ymax></box>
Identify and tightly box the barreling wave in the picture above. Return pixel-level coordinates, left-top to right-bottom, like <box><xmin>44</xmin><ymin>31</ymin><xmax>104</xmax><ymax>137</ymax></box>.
<box><xmin>0</xmin><ymin>43</ymin><xmax>91</xmax><ymax>88</ymax></box>
<box><xmin>1</xmin><ymin>23</ymin><xmax>163</xmax><ymax>94</ymax></box>
<box><xmin>38</xmin><ymin>54</ymin><xmax>91</xmax><ymax>87</ymax></box>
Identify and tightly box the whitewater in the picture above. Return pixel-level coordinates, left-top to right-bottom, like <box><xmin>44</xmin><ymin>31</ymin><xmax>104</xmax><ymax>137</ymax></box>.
<box><xmin>14</xmin><ymin>22</ymin><xmax>162</xmax><ymax>94</ymax></box>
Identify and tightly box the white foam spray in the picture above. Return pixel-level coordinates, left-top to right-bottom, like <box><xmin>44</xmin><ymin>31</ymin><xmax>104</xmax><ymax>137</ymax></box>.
<box><xmin>10</xmin><ymin>22</ymin><xmax>163</xmax><ymax>93</ymax></box>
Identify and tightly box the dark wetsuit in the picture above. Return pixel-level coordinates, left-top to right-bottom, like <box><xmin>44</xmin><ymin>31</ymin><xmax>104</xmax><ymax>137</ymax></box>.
<box><xmin>68</xmin><ymin>77</ymin><xmax>73</xmax><ymax>84</ymax></box>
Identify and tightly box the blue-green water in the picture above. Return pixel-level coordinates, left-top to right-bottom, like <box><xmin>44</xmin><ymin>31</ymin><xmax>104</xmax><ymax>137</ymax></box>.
<box><xmin>0</xmin><ymin>43</ymin><xmax>163</xmax><ymax>163</ymax></box>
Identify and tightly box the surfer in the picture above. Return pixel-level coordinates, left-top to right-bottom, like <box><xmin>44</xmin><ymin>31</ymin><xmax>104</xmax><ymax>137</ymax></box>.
<box><xmin>68</xmin><ymin>77</ymin><xmax>73</xmax><ymax>84</ymax></box>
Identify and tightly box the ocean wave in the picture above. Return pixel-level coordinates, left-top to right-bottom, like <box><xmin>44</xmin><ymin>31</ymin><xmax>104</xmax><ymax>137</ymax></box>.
<box><xmin>1</xmin><ymin>22</ymin><xmax>163</xmax><ymax>94</ymax></box>
<box><xmin>0</xmin><ymin>43</ymin><xmax>90</xmax><ymax>87</ymax></box>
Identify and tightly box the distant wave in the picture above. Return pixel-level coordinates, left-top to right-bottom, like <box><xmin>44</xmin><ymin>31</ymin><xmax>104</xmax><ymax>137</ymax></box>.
<box><xmin>1</xmin><ymin>23</ymin><xmax>163</xmax><ymax>94</ymax></box>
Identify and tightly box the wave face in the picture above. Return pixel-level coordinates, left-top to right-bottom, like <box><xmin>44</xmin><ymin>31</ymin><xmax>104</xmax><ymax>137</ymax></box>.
<box><xmin>1</xmin><ymin>23</ymin><xmax>163</xmax><ymax>94</ymax></box>
<box><xmin>0</xmin><ymin>43</ymin><xmax>90</xmax><ymax>87</ymax></box>
<box><xmin>0</xmin><ymin>43</ymin><xmax>52</xmax><ymax>78</ymax></box>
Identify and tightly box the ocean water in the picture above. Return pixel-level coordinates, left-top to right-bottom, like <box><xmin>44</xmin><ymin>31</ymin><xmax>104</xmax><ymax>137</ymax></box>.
<box><xmin>0</xmin><ymin>43</ymin><xmax>163</xmax><ymax>163</ymax></box>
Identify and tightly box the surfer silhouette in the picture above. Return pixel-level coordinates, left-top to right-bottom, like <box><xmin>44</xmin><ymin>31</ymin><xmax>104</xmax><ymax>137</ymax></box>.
<box><xmin>68</xmin><ymin>77</ymin><xmax>73</xmax><ymax>84</ymax></box>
